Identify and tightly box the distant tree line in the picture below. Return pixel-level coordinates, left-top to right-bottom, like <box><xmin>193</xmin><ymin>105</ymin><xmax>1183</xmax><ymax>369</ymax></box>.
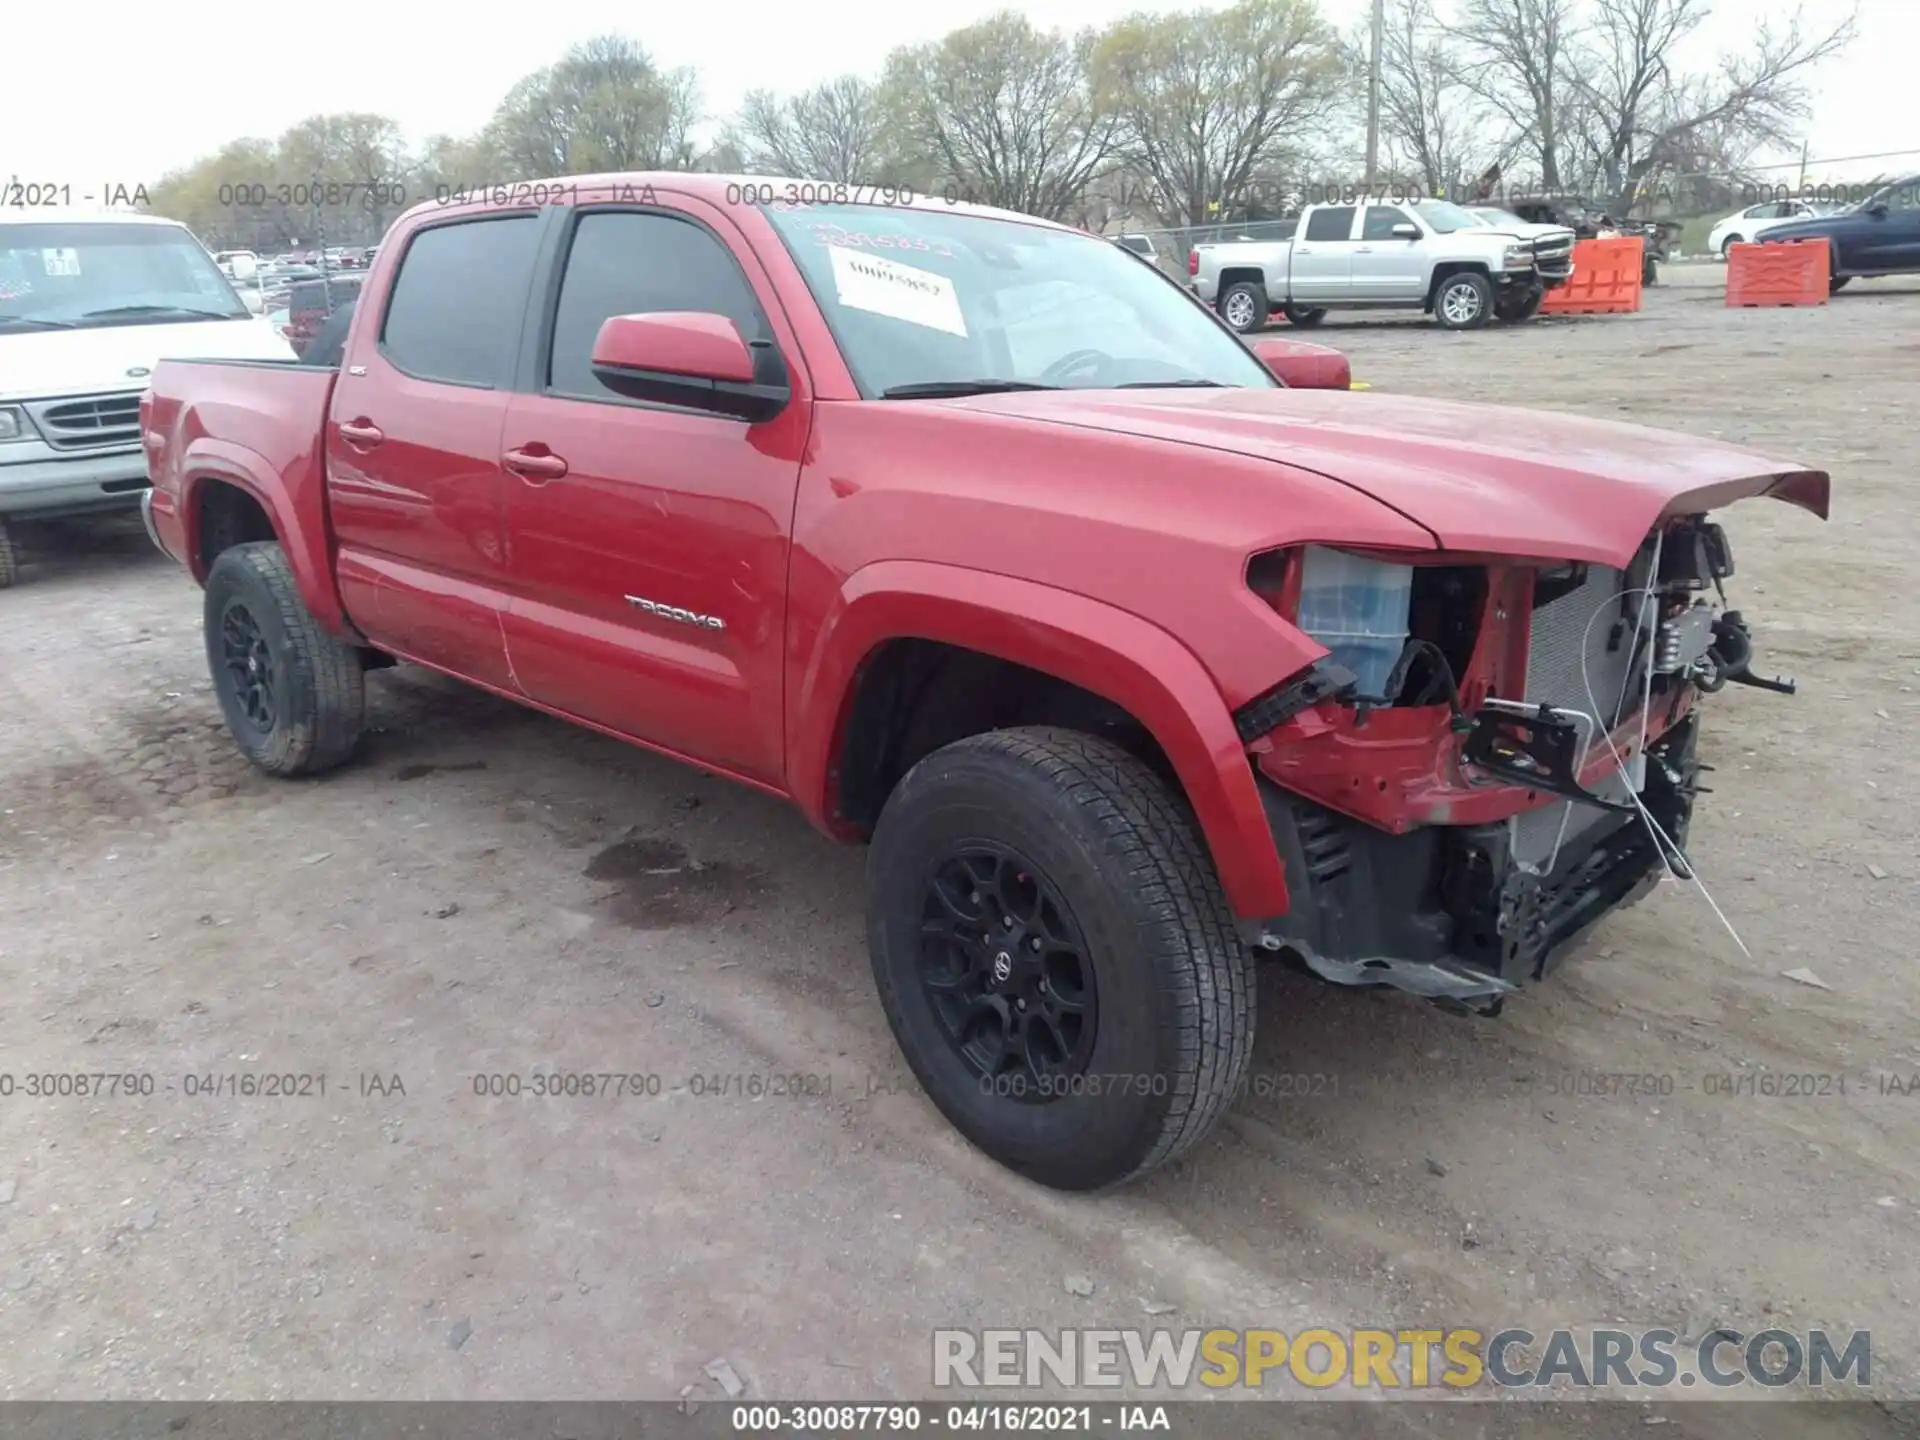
<box><xmin>143</xmin><ymin>0</ymin><xmax>1853</xmax><ymax>250</ymax></box>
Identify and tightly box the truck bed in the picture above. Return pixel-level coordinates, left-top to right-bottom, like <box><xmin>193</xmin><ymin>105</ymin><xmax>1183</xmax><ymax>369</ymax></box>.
<box><xmin>142</xmin><ymin>358</ymin><xmax>341</xmax><ymax>614</ymax></box>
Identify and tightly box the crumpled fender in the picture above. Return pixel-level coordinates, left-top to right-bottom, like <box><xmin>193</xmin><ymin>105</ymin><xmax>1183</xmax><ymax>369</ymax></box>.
<box><xmin>789</xmin><ymin>558</ymin><xmax>1291</xmax><ymax>918</ymax></box>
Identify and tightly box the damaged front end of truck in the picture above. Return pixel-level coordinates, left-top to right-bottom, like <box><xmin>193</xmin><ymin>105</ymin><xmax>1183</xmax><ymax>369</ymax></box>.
<box><xmin>1233</xmin><ymin>513</ymin><xmax>1806</xmax><ymax>1014</ymax></box>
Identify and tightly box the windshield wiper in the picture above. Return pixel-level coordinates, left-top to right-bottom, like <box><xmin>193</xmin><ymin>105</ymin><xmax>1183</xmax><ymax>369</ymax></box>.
<box><xmin>76</xmin><ymin>305</ymin><xmax>243</xmax><ymax>322</ymax></box>
<box><xmin>0</xmin><ymin>315</ymin><xmax>78</xmax><ymax>330</ymax></box>
<box><xmin>880</xmin><ymin>379</ymin><xmax>1061</xmax><ymax>400</ymax></box>
<box><xmin>1116</xmin><ymin>378</ymin><xmax>1229</xmax><ymax>389</ymax></box>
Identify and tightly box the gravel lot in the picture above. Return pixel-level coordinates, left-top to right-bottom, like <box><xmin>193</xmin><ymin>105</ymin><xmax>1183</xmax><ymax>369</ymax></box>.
<box><xmin>1</xmin><ymin>264</ymin><xmax>1915</xmax><ymax>1434</ymax></box>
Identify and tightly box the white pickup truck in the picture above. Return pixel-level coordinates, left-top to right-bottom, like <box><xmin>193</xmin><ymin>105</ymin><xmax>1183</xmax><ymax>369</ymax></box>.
<box><xmin>1189</xmin><ymin>198</ymin><xmax>1575</xmax><ymax>333</ymax></box>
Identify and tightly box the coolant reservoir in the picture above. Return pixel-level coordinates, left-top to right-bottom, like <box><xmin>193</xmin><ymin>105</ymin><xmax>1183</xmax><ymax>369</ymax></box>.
<box><xmin>1295</xmin><ymin>546</ymin><xmax>1412</xmax><ymax>697</ymax></box>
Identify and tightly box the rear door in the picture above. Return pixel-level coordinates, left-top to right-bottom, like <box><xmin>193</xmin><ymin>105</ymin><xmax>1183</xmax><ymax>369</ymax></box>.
<box><xmin>496</xmin><ymin>197</ymin><xmax>810</xmax><ymax>786</ymax></box>
<box><xmin>326</xmin><ymin>211</ymin><xmax>543</xmax><ymax>691</ymax></box>
<box><xmin>1288</xmin><ymin>206</ymin><xmax>1359</xmax><ymax>302</ymax></box>
<box><xmin>1350</xmin><ymin>205</ymin><xmax>1426</xmax><ymax>299</ymax></box>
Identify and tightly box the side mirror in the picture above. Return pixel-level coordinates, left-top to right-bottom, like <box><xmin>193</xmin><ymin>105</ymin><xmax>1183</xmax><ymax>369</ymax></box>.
<box><xmin>590</xmin><ymin>312</ymin><xmax>790</xmax><ymax>423</ymax></box>
<box><xmin>1390</xmin><ymin>222</ymin><xmax>1421</xmax><ymax>240</ymax></box>
<box><xmin>1250</xmin><ymin>336</ymin><xmax>1352</xmax><ymax>390</ymax></box>
<box><xmin>1868</xmin><ymin>202</ymin><xmax>1889</xmax><ymax>217</ymax></box>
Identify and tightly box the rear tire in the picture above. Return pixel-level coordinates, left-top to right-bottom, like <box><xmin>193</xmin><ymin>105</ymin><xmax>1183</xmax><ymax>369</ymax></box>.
<box><xmin>204</xmin><ymin>541</ymin><xmax>365</xmax><ymax>776</ymax></box>
<box><xmin>1217</xmin><ymin>281</ymin><xmax>1269</xmax><ymax>334</ymax></box>
<box><xmin>1434</xmin><ymin>271</ymin><xmax>1494</xmax><ymax>330</ymax></box>
<box><xmin>866</xmin><ymin>727</ymin><xmax>1255</xmax><ymax>1191</ymax></box>
<box><xmin>1282</xmin><ymin>304</ymin><xmax>1327</xmax><ymax>327</ymax></box>
<box><xmin>1830</xmin><ymin>273</ymin><xmax>1851</xmax><ymax>293</ymax></box>
<box><xmin>0</xmin><ymin>520</ymin><xmax>15</xmax><ymax>589</ymax></box>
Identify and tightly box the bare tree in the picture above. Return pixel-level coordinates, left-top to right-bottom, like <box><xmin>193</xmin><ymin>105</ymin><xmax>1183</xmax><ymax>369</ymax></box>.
<box><xmin>1092</xmin><ymin>0</ymin><xmax>1347</xmax><ymax>226</ymax></box>
<box><xmin>1568</xmin><ymin>0</ymin><xmax>1855</xmax><ymax>214</ymax></box>
<box><xmin>1453</xmin><ymin>0</ymin><xmax>1582</xmax><ymax>190</ymax></box>
<box><xmin>1361</xmin><ymin>0</ymin><xmax>1491</xmax><ymax>195</ymax></box>
<box><xmin>876</xmin><ymin>11</ymin><xmax>1118</xmax><ymax>220</ymax></box>
<box><xmin>732</xmin><ymin>76</ymin><xmax>882</xmax><ymax>182</ymax></box>
<box><xmin>488</xmin><ymin>35</ymin><xmax>700</xmax><ymax>177</ymax></box>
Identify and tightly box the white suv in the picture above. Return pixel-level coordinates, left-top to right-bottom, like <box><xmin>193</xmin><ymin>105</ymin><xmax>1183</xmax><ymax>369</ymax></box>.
<box><xmin>0</xmin><ymin>209</ymin><xmax>296</xmax><ymax>585</ymax></box>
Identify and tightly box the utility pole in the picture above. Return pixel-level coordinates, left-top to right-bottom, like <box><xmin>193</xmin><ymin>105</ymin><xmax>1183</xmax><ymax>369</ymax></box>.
<box><xmin>1796</xmin><ymin>139</ymin><xmax>1810</xmax><ymax>195</ymax></box>
<box><xmin>1363</xmin><ymin>0</ymin><xmax>1385</xmax><ymax>188</ymax></box>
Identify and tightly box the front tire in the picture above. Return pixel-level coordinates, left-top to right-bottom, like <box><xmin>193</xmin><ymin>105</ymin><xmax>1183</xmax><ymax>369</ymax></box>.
<box><xmin>1216</xmin><ymin>280</ymin><xmax>1268</xmax><ymax>334</ymax></box>
<box><xmin>204</xmin><ymin>541</ymin><xmax>365</xmax><ymax>776</ymax></box>
<box><xmin>866</xmin><ymin>727</ymin><xmax>1255</xmax><ymax>1191</ymax></box>
<box><xmin>1720</xmin><ymin>235</ymin><xmax>1743</xmax><ymax>258</ymax></box>
<box><xmin>1434</xmin><ymin>272</ymin><xmax>1494</xmax><ymax>330</ymax></box>
<box><xmin>0</xmin><ymin>520</ymin><xmax>16</xmax><ymax>589</ymax></box>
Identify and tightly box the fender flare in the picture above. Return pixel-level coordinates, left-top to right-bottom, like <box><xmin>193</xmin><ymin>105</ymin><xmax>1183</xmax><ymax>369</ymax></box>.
<box><xmin>177</xmin><ymin>437</ymin><xmax>353</xmax><ymax>636</ymax></box>
<box><xmin>789</xmin><ymin>559</ymin><xmax>1292</xmax><ymax>919</ymax></box>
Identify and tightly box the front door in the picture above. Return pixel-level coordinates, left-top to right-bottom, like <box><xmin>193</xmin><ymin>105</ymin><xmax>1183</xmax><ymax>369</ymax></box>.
<box><xmin>498</xmin><ymin>199</ymin><xmax>810</xmax><ymax>787</ymax></box>
<box><xmin>1852</xmin><ymin>181</ymin><xmax>1920</xmax><ymax>271</ymax></box>
<box><xmin>1350</xmin><ymin>205</ymin><xmax>1427</xmax><ymax>300</ymax></box>
<box><xmin>326</xmin><ymin>212</ymin><xmax>544</xmax><ymax>692</ymax></box>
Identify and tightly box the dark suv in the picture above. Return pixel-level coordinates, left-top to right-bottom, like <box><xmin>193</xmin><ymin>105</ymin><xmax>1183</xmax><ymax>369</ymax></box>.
<box><xmin>1759</xmin><ymin>176</ymin><xmax>1920</xmax><ymax>291</ymax></box>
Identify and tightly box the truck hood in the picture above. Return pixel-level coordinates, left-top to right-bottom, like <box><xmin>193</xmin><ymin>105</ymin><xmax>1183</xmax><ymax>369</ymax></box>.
<box><xmin>0</xmin><ymin>316</ymin><xmax>296</xmax><ymax>403</ymax></box>
<box><xmin>1472</xmin><ymin>222</ymin><xmax>1576</xmax><ymax>246</ymax></box>
<box><xmin>943</xmin><ymin>387</ymin><xmax>1829</xmax><ymax>566</ymax></box>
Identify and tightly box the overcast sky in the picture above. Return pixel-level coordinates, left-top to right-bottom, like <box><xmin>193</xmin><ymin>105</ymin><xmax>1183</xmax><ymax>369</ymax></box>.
<box><xmin>3</xmin><ymin>0</ymin><xmax>1907</xmax><ymax>189</ymax></box>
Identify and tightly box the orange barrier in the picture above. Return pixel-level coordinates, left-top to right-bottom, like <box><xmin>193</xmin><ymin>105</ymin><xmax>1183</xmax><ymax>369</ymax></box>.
<box><xmin>1726</xmin><ymin>238</ymin><xmax>1829</xmax><ymax>307</ymax></box>
<box><xmin>1538</xmin><ymin>236</ymin><xmax>1644</xmax><ymax>315</ymax></box>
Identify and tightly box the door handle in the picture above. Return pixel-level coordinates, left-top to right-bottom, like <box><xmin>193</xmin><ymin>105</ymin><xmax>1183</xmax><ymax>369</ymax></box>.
<box><xmin>1355</xmin><ymin>246</ymin><xmax>1374</xmax><ymax>253</ymax></box>
<box><xmin>338</xmin><ymin>419</ymin><xmax>384</xmax><ymax>446</ymax></box>
<box><xmin>504</xmin><ymin>446</ymin><xmax>569</xmax><ymax>481</ymax></box>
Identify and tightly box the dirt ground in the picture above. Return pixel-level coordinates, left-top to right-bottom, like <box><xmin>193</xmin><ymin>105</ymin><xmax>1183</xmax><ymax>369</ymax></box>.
<box><xmin>1</xmin><ymin>263</ymin><xmax>1916</xmax><ymax>1435</ymax></box>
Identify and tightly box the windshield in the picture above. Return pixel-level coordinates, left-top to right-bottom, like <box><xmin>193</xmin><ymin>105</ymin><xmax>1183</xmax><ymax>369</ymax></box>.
<box><xmin>1410</xmin><ymin>200</ymin><xmax>1483</xmax><ymax>234</ymax></box>
<box><xmin>1468</xmin><ymin>208</ymin><xmax>1527</xmax><ymax>228</ymax></box>
<box><xmin>0</xmin><ymin>221</ymin><xmax>249</xmax><ymax>328</ymax></box>
<box><xmin>761</xmin><ymin>203</ymin><xmax>1276</xmax><ymax>397</ymax></box>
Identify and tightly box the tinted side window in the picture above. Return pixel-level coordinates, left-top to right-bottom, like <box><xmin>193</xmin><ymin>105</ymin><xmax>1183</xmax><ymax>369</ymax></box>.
<box><xmin>549</xmin><ymin>211</ymin><xmax>769</xmax><ymax>400</ymax></box>
<box><xmin>381</xmin><ymin>216</ymin><xmax>541</xmax><ymax>386</ymax></box>
<box><xmin>1303</xmin><ymin>207</ymin><xmax>1356</xmax><ymax>242</ymax></box>
<box><xmin>1362</xmin><ymin>206</ymin><xmax>1414</xmax><ymax>240</ymax></box>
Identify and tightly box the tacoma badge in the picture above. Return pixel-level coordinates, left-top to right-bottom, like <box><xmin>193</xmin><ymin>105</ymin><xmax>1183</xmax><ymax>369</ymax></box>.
<box><xmin>625</xmin><ymin>594</ymin><xmax>725</xmax><ymax>630</ymax></box>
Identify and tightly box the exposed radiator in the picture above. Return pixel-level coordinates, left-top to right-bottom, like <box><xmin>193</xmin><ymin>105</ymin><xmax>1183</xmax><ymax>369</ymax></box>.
<box><xmin>1511</xmin><ymin>550</ymin><xmax>1657</xmax><ymax>869</ymax></box>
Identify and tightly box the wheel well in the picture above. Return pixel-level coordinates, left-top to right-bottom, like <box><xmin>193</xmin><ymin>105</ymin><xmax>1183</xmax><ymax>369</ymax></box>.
<box><xmin>1217</xmin><ymin>267</ymin><xmax>1268</xmax><ymax>295</ymax></box>
<box><xmin>1425</xmin><ymin>263</ymin><xmax>1490</xmax><ymax>308</ymax></box>
<box><xmin>195</xmin><ymin>480</ymin><xmax>277</xmax><ymax>572</ymax></box>
<box><xmin>833</xmin><ymin>638</ymin><xmax>1177</xmax><ymax>834</ymax></box>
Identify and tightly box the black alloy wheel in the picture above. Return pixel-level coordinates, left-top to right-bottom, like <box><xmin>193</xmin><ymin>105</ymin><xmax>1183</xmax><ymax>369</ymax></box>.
<box><xmin>918</xmin><ymin>844</ymin><xmax>1098</xmax><ymax>1098</ymax></box>
<box><xmin>218</xmin><ymin>599</ymin><xmax>279</xmax><ymax>738</ymax></box>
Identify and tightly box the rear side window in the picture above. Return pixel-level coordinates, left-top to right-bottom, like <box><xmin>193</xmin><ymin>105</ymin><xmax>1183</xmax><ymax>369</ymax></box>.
<box><xmin>547</xmin><ymin>211</ymin><xmax>769</xmax><ymax>400</ymax></box>
<box><xmin>1304</xmin><ymin>207</ymin><xmax>1356</xmax><ymax>242</ymax></box>
<box><xmin>381</xmin><ymin>216</ymin><xmax>541</xmax><ymax>386</ymax></box>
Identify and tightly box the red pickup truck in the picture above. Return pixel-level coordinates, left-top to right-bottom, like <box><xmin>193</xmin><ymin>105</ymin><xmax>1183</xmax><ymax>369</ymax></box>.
<box><xmin>140</xmin><ymin>174</ymin><xmax>1827</xmax><ymax>1190</ymax></box>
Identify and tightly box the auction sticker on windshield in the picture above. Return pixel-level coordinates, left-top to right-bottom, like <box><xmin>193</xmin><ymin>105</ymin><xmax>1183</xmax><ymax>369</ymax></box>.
<box><xmin>828</xmin><ymin>244</ymin><xmax>967</xmax><ymax>338</ymax></box>
<box><xmin>41</xmin><ymin>248</ymin><xmax>82</xmax><ymax>276</ymax></box>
